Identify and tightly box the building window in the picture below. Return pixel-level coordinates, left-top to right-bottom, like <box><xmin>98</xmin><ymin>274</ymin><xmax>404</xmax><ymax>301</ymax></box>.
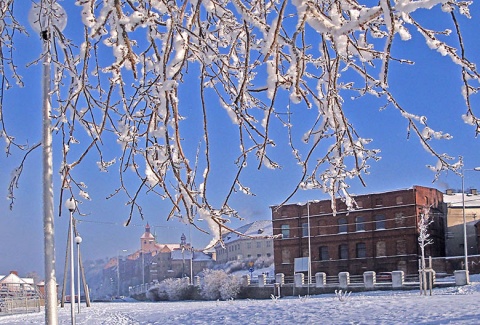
<box><xmin>281</xmin><ymin>249</ymin><xmax>291</xmax><ymax>264</ymax></box>
<box><xmin>281</xmin><ymin>225</ymin><xmax>290</xmax><ymax>239</ymax></box>
<box><xmin>375</xmin><ymin>198</ymin><xmax>383</xmax><ymax>206</ymax></box>
<box><xmin>266</xmin><ymin>241</ymin><xmax>271</xmax><ymax>247</ymax></box>
<box><xmin>319</xmin><ymin>246</ymin><xmax>329</xmax><ymax>260</ymax></box>
<box><xmin>376</xmin><ymin>241</ymin><xmax>386</xmax><ymax>257</ymax></box>
<box><xmin>256</xmin><ymin>242</ymin><xmax>261</xmax><ymax>248</ymax></box>
<box><xmin>302</xmin><ymin>223</ymin><xmax>309</xmax><ymax>237</ymax></box>
<box><xmin>396</xmin><ymin>240</ymin><xmax>407</xmax><ymax>255</ymax></box>
<box><xmin>247</xmin><ymin>242</ymin><xmax>251</xmax><ymax>249</ymax></box>
<box><xmin>267</xmin><ymin>253</ymin><xmax>271</xmax><ymax>257</ymax></box>
<box><xmin>339</xmin><ymin>244</ymin><xmax>348</xmax><ymax>260</ymax></box>
<box><xmin>396</xmin><ymin>196</ymin><xmax>403</xmax><ymax>204</ymax></box>
<box><xmin>356</xmin><ymin>200</ymin><xmax>363</xmax><ymax>208</ymax></box>
<box><xmin>355</xmin><ymin>216</ymin><xmax>365</xmax><ymax>232</ymax></box>
<box><xmin>375</xmin><ymin>215</ymin><xmax>386</xmax><ymax>230</ymax></box>
<box><xmin>338</xmin><ymin>218</ymin><xmax>347</xmax><ymax>233</ymax></box>
<box><xmin>356</xmin><ymin>243</ymin><xmax>367</xmax><ymax>258</ymax></box>
<box><xmin>395</xmin><ymin>212</ymin><xmax>405</xmax><ymax>227</ymax></box>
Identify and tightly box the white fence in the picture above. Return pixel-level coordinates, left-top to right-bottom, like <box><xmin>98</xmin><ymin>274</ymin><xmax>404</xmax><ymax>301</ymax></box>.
<box><xmin>0</xmin><ymin>296</ymin><xmax>41</xmax><ymax>316</ymax></box>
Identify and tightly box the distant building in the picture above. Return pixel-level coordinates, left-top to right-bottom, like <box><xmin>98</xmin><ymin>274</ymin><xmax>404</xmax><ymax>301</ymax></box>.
<box><xmin>443</xmin><ymin>188</ymin><xmax>480</xmax><ymax>257</ymax></box>
<box><xmin>0</xmin><ymin>271</ymin><xmax>38</xmax><ymax>297</ymax></box>
<box><xmin>103</xmin><ymin>224</ymin><xmax>214</xmax><ymax>296</ymax></box>
<box><xmin>271</xmin><ymin>186</ymin><xmax>446</xmax><ymax>276</ymax></box>
<box><xmin>214</xmin><ymin>220</ymin><xmax>273</xmax><ymax>264</ymax></box>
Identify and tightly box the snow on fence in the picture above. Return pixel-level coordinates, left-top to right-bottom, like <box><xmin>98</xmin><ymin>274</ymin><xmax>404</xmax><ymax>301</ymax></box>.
<box><xmin>0</xmin><ymin>296</ymin><xmax>41</xmax><ymax>316</ymax></box>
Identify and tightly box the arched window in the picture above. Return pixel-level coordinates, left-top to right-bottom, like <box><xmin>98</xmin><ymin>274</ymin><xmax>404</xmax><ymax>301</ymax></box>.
<box><xmin>355</xmin><ymin>216</ymin><xmax>365</xmax><ymax>231</ymax></box>
<box><xmin>376</xmin><ymin>241</ymin><xmax>386</xmax><ymax>257</ymax></box>
<box><xmin>375</xmin><ymin>215</ymin><xmax>386</xmax><ymax>230</ymax></box>
<box><xmin>338</xmin><ymin>218</ymin><xmax>348</xmax><ymax>233</ymax></box>
<box><xmin>356</xmin><ymin>243</ymin><xmax>367</xmax><ymax>258</ymax></box>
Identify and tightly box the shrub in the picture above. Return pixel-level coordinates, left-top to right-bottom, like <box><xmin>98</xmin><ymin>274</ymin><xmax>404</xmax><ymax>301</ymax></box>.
<box><xmin>147</xmin><ymin>277</ymin><xmax>190</xmax><ymax>301</ymax></box>
<box><xmin>201</xmin><ymin>269</ymin><xmax>241</xmax><ymax>300</ymax></box>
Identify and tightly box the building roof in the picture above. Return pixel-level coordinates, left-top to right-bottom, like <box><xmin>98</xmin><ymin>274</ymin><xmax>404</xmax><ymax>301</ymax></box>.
<box><xmin>0</xmin><ymin>272</ymin><xmax>34</xmax><ymax>288</ymax></box>
<box><xmin>220</xmin><ymin>220</ymin><xmax>273</xmax><ymax>245</ymax></box>
<box><xmin>443</xmin><ymin>192</ymin><xmax>480</xmax><ymax>208</ymax></box>
<box><xmin>170</xmin><ymin>249</ymin><xmax>213</xmax><ymax>261</ymax></box>
<box><xmin>271</xmin><ymin>185</ymin><xmax>443</xmax><ymax>208</ymax></box>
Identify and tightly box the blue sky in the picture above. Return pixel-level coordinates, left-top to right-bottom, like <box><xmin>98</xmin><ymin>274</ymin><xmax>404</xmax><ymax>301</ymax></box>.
<box><xmin>1</xmin><ymin>2</ymin><xmax>480</xmax><ymax>278</ymax></box>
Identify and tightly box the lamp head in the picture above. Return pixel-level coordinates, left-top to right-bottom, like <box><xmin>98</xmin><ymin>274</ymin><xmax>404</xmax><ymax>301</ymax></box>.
<box><xmin>65</xmin><ymin>197</ymin><xmax>76</xmax><ymax>212</ymax></box>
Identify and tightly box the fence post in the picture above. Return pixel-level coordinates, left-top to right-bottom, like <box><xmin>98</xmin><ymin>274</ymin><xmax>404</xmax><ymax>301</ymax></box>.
<box><xmin>363</xmin><ymin>271</ymin><xmax>375</xmax><ymax>289</ymax></box>
<box><xmin>258</xmin><ymin>274</ymin><xmax>266</xmax><ymax>287</ymax></box>
<box><xmin>315</xmin><ymin>272</ymin><xmax>326</xmax><ymax>288</ymax></box>
<box><xmin>338</xmin><ymin>272</ymin><xmax>350</xmax><ymax>289</ymax></box>
<box><xmin>392</xmin><ymin>271</ymin><xmax>404</xmax><ymax>289</ymax></box>
<box><xmin>294</xmin><ymin>273</ymin><xmax>304</xmax><ymax>288</ymax></box>
<box><xmin>275</xmin><ymin>273</ymin><xmax>285</xmax><ymax>285</ymax></box>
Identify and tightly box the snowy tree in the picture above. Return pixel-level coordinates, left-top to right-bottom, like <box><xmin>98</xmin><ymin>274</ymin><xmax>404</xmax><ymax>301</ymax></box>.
<box><xmin>1</xmin><ymin>0</ymin><xmax>478</xmax><ymax>239</ymax></box>
<box><xmin>201</xmin><ymin>269</ymin><xmax>241</xmax><ymax>300</ymax></box>
<box><xmin>1</xmin><ymin>1</ymin><xmax>478</xmax><ymax>322</ymax></box>
<box><xmin>418</xmin><ymin>205</ymin><xmax>433</xmax><ymax>295</ymax></box>
<box><xmin>147</xmin><ymin>277</ymin><xmax>191</xmax><ymax>301</ymax></box>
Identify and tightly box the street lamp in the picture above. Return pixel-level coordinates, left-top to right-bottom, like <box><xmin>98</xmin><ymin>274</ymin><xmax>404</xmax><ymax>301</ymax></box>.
<box><xmin>75</xmin><ymin>235</ymin><xmax>82</xmax><ymax>313</ymax></box>
<box><xmin>117</xmin><ymin>249</ymin><xmax>127</xmax><ymax>297</ymax></box>
<box><xmin>29</xmin><ymin>3</ymin><xmax>67</xmax><ymax>324</ymax></box>
<box><xmin>65</xmin><ymin>198</ymin><xmax>76</xmax><ymax>325</ymax></box>
<box><xmin>460</xmin><ymin>162</ymin><xmax>480</xmax><ymax>285</ymax></box>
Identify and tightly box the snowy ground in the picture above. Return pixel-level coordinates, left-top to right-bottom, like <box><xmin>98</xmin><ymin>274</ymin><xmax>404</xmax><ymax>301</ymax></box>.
<box><xmin>2</xmin><ymin>276</ymin><xmax>480</xmax><ymax>324</ymax></box>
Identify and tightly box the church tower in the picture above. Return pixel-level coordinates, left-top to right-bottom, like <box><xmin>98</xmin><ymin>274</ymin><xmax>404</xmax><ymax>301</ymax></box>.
<box><xmin>141</xmin><ymin>223</ymin><xmax>157</xmax><ymax>253</ymax></box>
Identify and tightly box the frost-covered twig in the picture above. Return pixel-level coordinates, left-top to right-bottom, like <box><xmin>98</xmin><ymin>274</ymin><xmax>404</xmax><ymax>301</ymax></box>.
<box><xmin>335</xmin><ymin>289</ymin><xmax>352</xmax><ymax>303</ymax></box>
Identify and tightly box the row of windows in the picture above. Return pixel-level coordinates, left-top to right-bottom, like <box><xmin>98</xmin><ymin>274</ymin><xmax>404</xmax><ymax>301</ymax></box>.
<box><xmin>281</xmin><ymin>240</ymin><xmax>408</xmax><ymax>264</ymax></box>
<box><xmin>280</xmin><ymin>212</ymin><xmax>409</xmax><ymax>238</ymax></box>
<box><xmin>217</xmin><ymin>240</ymin><xmax>272</xmax><ymax>255</ymax></box>
<box><xmin>223</xmin><ymin>253</ymin><xmax>272</xmax><ymax>262</ymax></box>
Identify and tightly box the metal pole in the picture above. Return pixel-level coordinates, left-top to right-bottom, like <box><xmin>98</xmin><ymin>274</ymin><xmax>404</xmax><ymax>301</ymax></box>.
<box><xmin>42</xmin><ymin>24</ymin><xmax>58</xmax><ymax>325</ymax></box>
<box><xmin>76</xmin><ymin>238</ymin><xmax>81</xmax><ymax>313</ymax></box>
<box><xmin>189</xmin><ymin>225</ymin><xmax>193</xmax><ymax>284</ymax></box>
<box><xmin>69</xmin><ymin>212</ymin><xmax>76</xmax><ymax>324</ymax></box>
<box><xmin>461</xmin><ymin>168</ymin><xmax>470</xmax><ymax>284</ymax></box>
<box><xmin>142</xmin><ymin>250</ymin><xmax>145</xmax><ymax>287</ymax></box>
<box><xmin>307</xmin><ymin>201</ymin><xmax>312</xmax><ymax>295</ymax></box>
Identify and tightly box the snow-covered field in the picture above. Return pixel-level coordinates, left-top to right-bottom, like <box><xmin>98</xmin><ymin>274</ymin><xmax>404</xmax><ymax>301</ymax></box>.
<box><xmin>2</xmin><ymin>276</ymin><xmax>480</xmax><ymax>324</ymax></box>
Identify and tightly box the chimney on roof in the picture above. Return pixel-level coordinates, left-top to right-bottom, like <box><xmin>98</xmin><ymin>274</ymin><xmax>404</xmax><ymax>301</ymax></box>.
<box><xmin>10</xmin><ymin>270</ymin><xmax>18</xmax><ymax>276</ymax></box>
<box><xmin>446</xmin><ymin>189</ymin><xmax>454</xmax><ymax>195</ymax></box>
<box><xmin>471</xmin><ymin>189</ymin><xmax>478</xmax><ymax>195</ymax></box>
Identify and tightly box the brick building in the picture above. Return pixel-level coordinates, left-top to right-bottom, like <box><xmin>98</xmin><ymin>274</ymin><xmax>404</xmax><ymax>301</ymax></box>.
<box><xmin>271</xmin><ymin>186</ymin><xmax>446</xmax><ymax>277</ymax></box>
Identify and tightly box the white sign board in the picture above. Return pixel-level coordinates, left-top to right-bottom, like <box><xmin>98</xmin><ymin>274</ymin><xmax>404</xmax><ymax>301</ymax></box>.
<box><xmin>294</xmin><ymin>257</ymin><xmax>310</xmax><ymax>273</ymax></box>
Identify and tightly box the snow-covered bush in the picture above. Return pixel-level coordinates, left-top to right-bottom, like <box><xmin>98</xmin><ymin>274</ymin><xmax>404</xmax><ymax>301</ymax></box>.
<box><xmin>201</xmin><ymin>269</ymin><xmax>241</xmax><ymax>300</ymax></box>
<box><xmin>147</xmin><ymin>278</ymin><xmax>191</xmax><ymax>301</ymax></box>
<box><xmin>254</xmin><ymin>256</ymin><xmax>274</xmax><ymax>270</ymax></box>
<box><xmin>225</xmin><ymin>260</ymin><xmax>244</xmax><ymax>274</ymax></box>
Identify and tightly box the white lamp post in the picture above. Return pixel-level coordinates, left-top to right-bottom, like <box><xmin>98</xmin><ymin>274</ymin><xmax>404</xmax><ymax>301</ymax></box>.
<box><xmin>460</xmin><ymin>162</ymin><xmax>480</xmax><ymax>285</ymax></box>
<box><xmin>65</xmin><ymin>197</ymin><xmax>76</xmax><ymax>325</ymax></box>
<box><xmin>75</xmin><ymin>235</ymin><xmax>82</xmax><ymax>313</ymax></box>
<box><xmin>29</xmin><ymin>3</ymin><xmax>67</xmax><ymax>324</ymax></box>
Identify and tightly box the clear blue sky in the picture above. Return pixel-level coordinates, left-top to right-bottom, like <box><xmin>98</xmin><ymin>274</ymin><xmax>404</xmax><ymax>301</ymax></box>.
<box><xmin>1</xmin><ymin>2</ymin><xmax>480</xmax><ymax>278</ymax></box>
